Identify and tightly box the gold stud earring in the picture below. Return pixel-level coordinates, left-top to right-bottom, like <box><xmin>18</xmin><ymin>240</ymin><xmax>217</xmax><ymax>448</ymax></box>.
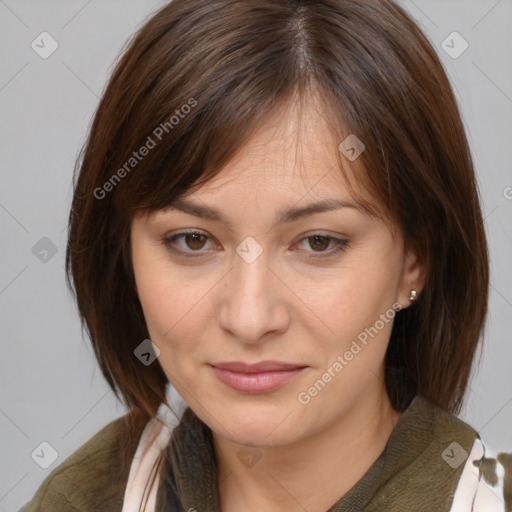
<box><xmin>409</xmin><ymin>290</ymin><xmax>417</xmax><ymax>302</ymax></box>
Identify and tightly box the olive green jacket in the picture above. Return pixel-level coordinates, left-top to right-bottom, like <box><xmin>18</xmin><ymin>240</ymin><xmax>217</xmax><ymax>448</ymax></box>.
<box><xmin>18</xmin><ymin>395</ymin><xmax>512</xmax><ymax>511</ymax></box>
<box><xmin>18</xmin><ymin>411</ymin><xmax>145</xmax><ymax>512</ymax></box>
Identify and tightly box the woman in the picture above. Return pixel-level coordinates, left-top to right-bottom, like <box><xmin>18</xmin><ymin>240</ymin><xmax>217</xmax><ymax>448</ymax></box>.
<box><xmin>19</xmin><ymin>0</ymin><xmax>511</xmax><ymax>510</ymax></box>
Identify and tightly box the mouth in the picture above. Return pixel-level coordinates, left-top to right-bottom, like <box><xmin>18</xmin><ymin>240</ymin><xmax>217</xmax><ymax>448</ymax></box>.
<box><xmin>209</xmin><ymin>361</ymin><xmax>308</xmax><ymax>393</ymax></box>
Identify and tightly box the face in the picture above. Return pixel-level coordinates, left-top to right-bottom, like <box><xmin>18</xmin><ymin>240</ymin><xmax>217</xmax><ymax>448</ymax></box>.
<box><xmin>130</xmin><ymin>96</ymin><xmax>424</xmax><ymax>448</ymax></box>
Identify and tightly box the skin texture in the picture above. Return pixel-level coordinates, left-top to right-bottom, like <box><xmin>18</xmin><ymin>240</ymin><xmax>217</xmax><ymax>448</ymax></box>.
<box><xmin>131</xmin><ymin>94</ymin><xmax>425</xmax><ymax>512</ymax></box>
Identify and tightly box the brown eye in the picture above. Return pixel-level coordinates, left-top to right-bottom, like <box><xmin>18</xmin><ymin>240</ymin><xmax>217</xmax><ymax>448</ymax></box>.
<box><xmin>161</xmin><ymin>230</ymin><xmax>216</xmax><ymax>257</ymax></box>
<box><xmin>183</xmin><ymin>233</ymin><xmax>207</xmax><ymax>250</ymax></box>
<box><xmin>295</xmin><ymin>233</ymin><xmax>349</xmax><ymax>259</ymax></box>
<box><xmin>307</xmin><ymin>235</ymin><xmax>330</xmax><ymax>252</ymax></box>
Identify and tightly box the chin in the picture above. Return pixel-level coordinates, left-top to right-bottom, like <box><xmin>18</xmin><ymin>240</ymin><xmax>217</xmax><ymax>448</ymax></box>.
<box><xmin>220</xmin><ymin>424</ymin><xmax>297</xmax><ymax>448</ymax></box>
<box><xmin>211</xmin><ymin>401</ymin><xmax>302</xmax><ymax>447</ymax></box>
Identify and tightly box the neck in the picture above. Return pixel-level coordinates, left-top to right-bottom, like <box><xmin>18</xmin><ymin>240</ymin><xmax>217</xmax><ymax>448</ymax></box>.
<box><xmin>213</xmin><ymin>386</ymin><xmax>403</xmax><ymax>512</ymax></box>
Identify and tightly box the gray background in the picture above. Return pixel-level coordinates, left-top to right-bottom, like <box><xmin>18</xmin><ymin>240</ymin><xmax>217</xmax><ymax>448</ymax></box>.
<box><xmin>1</xmin><ymin>1</ymin><xmax>511</xmax><ymax>510</ymax></box>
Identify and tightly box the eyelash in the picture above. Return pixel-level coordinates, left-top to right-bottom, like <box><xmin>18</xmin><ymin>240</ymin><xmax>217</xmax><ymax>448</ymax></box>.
<box><xmin>160</xmin><ymin>230</ymin><xmax>349</xmax><ymax>259</ymax></box>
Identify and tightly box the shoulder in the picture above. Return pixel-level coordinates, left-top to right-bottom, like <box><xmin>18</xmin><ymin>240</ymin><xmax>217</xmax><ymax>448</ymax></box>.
<box><xmin>409</xmin><ymin>395</ymin><xmax>481</xmax><ymax>452</ymax></box>
<box><xmin>18</xmin><ymin>409</ymin><xmax>148</xmax><ymax>512</ymax></box>
<box><xmin>389</xmin><ymin>395</ymin><xmax>511</xmax><ymax>511</ymax></box>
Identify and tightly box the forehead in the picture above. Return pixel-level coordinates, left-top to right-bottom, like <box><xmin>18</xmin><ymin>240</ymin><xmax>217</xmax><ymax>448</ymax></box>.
<box><xmin>193</xmin><ymin>95</ymin><xmax>360</xmax><ymax>199</ymax></box>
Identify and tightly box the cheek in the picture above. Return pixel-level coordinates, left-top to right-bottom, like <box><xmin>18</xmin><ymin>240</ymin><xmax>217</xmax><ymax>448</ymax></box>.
<box><xmin>132</xmin><ymin>246</ymin><xmax>196</xmax><ymax>333</ymax></box>
<box><xmin>296</xmin><ymin>257</ymin><xmax>400</xmax><ymax>382</ymax></box>
<box><xmin>304</xmin><ymin>265</ymin><xmax>396</xmax><ymax>338</ymax></box>
<box><xmin>134</xmin><ymin>266</ymin><xmax>172</xmax><ymax>333</ymax></box>
<box><xmin>136</xmin><ymin>275</ymin><xmax>203</xmax><ymax>385</ymax></box>
<box><xmin>138</xmin><ymin>280</ymin><xmax>201</xmax><ymax>347</ymax></box>
<box><xmin>134</xmin><ymin>262</ymin><xmax>220</xmax><ymax>370</ymax></box>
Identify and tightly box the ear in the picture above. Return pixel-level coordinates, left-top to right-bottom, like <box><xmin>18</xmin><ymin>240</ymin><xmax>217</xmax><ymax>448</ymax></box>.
<box><xmin>396</xmin><ymin>244</ymin><xmax>426</xmax><ymax>310</ymax></box>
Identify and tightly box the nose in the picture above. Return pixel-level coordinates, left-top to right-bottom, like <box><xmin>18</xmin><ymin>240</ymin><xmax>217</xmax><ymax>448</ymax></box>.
<box><xmin>218</xmin><ymin>248</ymin><xmax>291</xmax><ymax>344</ymax></box>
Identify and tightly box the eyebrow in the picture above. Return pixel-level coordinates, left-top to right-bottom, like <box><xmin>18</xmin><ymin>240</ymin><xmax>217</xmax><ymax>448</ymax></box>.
<box><xmin>166</xmin><ymin>197</ymin><xmax>363</xmax><ymax>229</ymax></box>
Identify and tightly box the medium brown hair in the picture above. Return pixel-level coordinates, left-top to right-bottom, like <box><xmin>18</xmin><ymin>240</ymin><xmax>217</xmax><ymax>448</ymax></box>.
<box><xmin>65</xmin><ymin>0</ymin><xmax>489</xmax><ymax>442</ymax></box>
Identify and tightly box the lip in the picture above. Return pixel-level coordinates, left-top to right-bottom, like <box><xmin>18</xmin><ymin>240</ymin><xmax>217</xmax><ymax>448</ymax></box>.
<box><xmin>211</xmin><ymin>361</ymin><xmax>306</xmax><ymax>372</ymax></box>
<box><xmin>210</xmin><ymin>361</ymin><xmax>307</xmax><ymax>393</ymax></box>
